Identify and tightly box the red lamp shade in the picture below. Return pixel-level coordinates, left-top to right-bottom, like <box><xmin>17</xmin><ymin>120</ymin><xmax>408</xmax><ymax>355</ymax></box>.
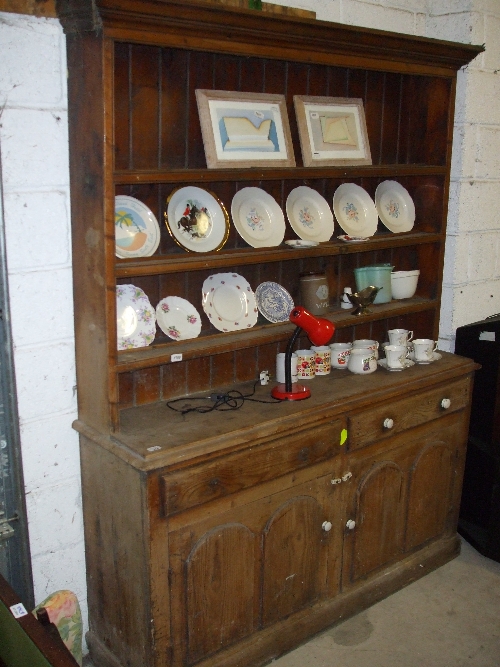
<box><xmin>289</xmin><ymin>306</ymin><xmax>335</xmax><ymax>346</ymax></box>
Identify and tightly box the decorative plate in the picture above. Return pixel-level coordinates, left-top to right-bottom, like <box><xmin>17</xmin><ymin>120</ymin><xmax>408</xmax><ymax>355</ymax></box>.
<box><xmin>156</xmin><ymin>296</ymin><xmax>202</xmax><ymax>340</ymax></box>
<box><xmin>255</xmin><ymin>281</ymin><xmax>294</xmax><ymax>323</ymax></box>
<box><xmin>202</xmin><ymin>273</ymin><xmax>258</xmax><ymax>332</ymax></box>
<box><xmin>116</xmin><ymin>284</ymin><xmax>156</xmax><ymax>350</ymax></box>
<box><xmin>375</xmin><ymin>180</ymin><xmax>415</xmax><ymax>233</ymax></box>
<box><xmin>337</xmin><ymin>234</ymin><xmax>370</xmax><ymax>243</ymax></box>
<box><xmin>115</xmin><ymin>196</ymin><xmax>161</xmax><ymax>259</ymax></box>
<box><xmin>377</xmin><ymin>358</ymin><xmax>415</xmax><ymax>371</ymax></box>
<box><xmin>285</xmin><ymin>239</ymin><xmax>319</xmax><ymax>248</ymax></box>
<box><xmin>165</xmin><ymin>186</ymin><xmax>229</xmax><ymax>252</ymax></box>
<box><xmin>332</xmin><ymin>183</ymin><xmax>378</xmax><ymax>237</ymax></box>
<box><xmin>231</xmin><ymin>187</ymin><xmax>285</xmax><ymax>248</ymax></box>
<box><xmin>286</xmin><ymin>186</ymin><xmax>334</xmax><ymax>242</ymax></box>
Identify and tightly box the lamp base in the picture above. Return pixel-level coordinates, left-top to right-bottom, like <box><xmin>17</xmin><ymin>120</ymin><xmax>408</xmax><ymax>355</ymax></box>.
<box><xmin>271</xmin><ymin>383</ymin><xmax>311</xmax><ymax>401</ymax></box>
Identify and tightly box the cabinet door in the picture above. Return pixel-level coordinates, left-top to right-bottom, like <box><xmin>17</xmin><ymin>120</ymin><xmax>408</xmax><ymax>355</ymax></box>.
<box><xmin>405</xmin><ymin>418</ymin><xmax>465</xmax><ymax>551</ymax></box>
<box><xmin>342</xmin><ymin>458</ymin><xmax>406</xmax><ymax>586</ymax></box>
<box><xmin>168</xmin><ymin>474</ymin><xmax>341</xmax><ymax>666</ymax></box>
<box><xmin>342</xmin><ymin>414</ymin><xmax>467</xmax><ymax>587</ymax></box>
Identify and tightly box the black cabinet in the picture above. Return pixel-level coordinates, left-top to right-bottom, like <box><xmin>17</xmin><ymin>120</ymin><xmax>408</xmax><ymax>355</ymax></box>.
<box><xmin>455</xmin><ymin>316</ymin><xmax>500</xmax><ymax>562</ymax></box>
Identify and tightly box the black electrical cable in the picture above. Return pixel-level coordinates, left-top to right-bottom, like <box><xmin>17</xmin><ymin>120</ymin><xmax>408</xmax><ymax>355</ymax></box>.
<box><xmin>166</xmin><ymin>379</ymin><xmax>283</xmax><ymax>415</ymax></box>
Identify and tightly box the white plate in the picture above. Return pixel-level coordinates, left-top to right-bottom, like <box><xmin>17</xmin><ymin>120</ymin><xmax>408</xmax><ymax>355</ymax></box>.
<box><xmin>337</xmin><ymin>234</ymin><xmax>369</xmax><ymax>243</ymax></box>
<box><xmin>378</xmin><ymin>358</ymin><xmax>415</xmax><ymax>371</ymax></box>
<box><xmin>231</xmin><ymin>187</ymin><xmax>285</xmax><ymax>248</ymax></box>
<box><xmin>115</xmin><ymin>196</ymin><xmax>161</xmax><ymax>258</ymax></box>
<box><xmin>286</xmin><ymin>186</ymin><xmax>334</xmax><ymax>242</ymax></box>
<box><xmin>332</xmin><ymin>183</ymin><xmax>378</xmax><ymax>237</ymax></box>
<box><xmin>116</xmin><ymin>284</ymin><xmax>156</xmax><ymax>350</ymax></box>
<box><xmin>375</xmin><ymin>180</ymin><xmax>415</xmax><ymax>233</ymax></box>
<box><xmin>255</xmin><ymin>282</ymin><xmax>294</xmax><ymax>323</ymax></box>
<box><xmin>202</xmin><ymin>273</ymin><xmax>258</xmax><ymax>332</ymax></box>
<box><xmin>285</xmin><ymin>239</ymin><xmax>319</xmax><ymax>248</ymax></box>
<box><xmin>165</xmin><ymin>186</ymin><xmax>229</xmax><ymax>252</ymax></box>
<box><xmin>156</xmin><ymin>296</ymin><xmax>202</xmax><ymax>340</ymax></box>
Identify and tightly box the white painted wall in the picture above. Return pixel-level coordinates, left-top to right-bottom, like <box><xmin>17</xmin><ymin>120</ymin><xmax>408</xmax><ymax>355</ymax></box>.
<box><xmin>0</xmin><ymin>0</ymin><xmax>499</xmax><ymax>654</ymax></box>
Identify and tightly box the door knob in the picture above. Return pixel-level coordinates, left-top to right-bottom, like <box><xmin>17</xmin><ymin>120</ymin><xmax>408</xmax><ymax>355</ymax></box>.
<box><xmin>322</xmin><ymin>521</ymin><xmax>332</xmax><ymax>532</ymax></box>
<box><xmin>346</xmin><ymin>519</ymin><xmax>356</xmax><ymax>530</ymax></box>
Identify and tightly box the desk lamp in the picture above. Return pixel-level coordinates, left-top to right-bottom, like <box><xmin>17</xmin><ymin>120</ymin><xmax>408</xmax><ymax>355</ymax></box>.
<box><xmin>271</xmin><ymin>306</ymin><xmax>335</xmax><ymax>401</ymax></box>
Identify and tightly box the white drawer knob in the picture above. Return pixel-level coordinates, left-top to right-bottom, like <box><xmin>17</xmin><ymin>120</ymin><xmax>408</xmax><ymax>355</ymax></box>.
<box><xmin>322</xmin><ymin>521</ymin><xmax>332</xmax><ymax>532</ymax></box>
<box><xmin>342</xmin><ymin>472</ymin><xmax>352</xmax><ymax>482</ymax></box>
<box><xmin>331</xmin><ymin>478</ymin><xmax>342</xmax><ymax>485</ymax></box>
<box><xmin>346</xmin><ymin>519</ymin><xmax>356</xmax><ymax>530</ymax></box>
<box><xmin>441</xmin><ymin>398</ymin><xmax>451</xmax><ymax>409</ymax></box>
<box><xmin>383</xmin><ymin>418</ymin><xmax>394</xmax><ymax>429</ymax></box>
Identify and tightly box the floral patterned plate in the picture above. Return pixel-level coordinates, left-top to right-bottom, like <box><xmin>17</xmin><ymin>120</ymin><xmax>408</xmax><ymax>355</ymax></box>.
<box><xmin>165</xmin><ymin>186</ymin><xmax>229</xmax><ymax>252</ymax></box>
<box><xmin>375</xmin><ymin>180</ymin><xmax>415</xmax><ymax>233</ymax></box>
<box><xmin>286</xmin><ymin>186</ymin><xmax>334</xmax><ymax>242</ymax></box>
<box><xmin>156</xmin><ymin>296</ymin><xmax>202</xmax><ymax>340</ymax></box>
<box><xmin>231</xmin><ymin>187</ymin><xmax>285</xmax><ymax>248</ymax></box>
<box><xmin>255</xmin><ymin>281</ymin><xmax>294</xmax><ymax>323</ymax></box>
<box><xmin>332</xmin><ymin>183</ymin><xmax>378</xmax><ymax>238</ymax></box>
<box><xmin>116</xmin><ymin>284</ymin><xmax>156</xmax><ymax>350</ymax></box>
<box><xmin>202</xmin><ymin>272</ymin><xmax>258</xmax><ymax>332</ymax></box>
<box><xmin>115</xmin><ymin>195</ymin><xmax>161</xmax><ymax>259</ymax></box>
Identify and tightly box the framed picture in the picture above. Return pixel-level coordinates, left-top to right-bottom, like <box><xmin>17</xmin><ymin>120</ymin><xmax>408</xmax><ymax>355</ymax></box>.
<box><xmin>293</xmin><ymin>96</ymin><xmax>371</xmax><ymax>167</ymax></box>
<box><xmin>196</xmin><ymin>89</ymin><xmax>295</xmax><ymax>169</ymax></box>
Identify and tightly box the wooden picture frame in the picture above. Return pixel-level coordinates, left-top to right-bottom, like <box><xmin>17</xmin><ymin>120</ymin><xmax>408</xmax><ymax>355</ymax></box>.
<box><xmin>196</xmin><ymin>89</ymin><xmax>295</xmax><ymax>169</ymax></box>
<box><xmin>293</xmin><ymin>96</ymin><xmax>371</xmax><ymax>167</ymax></box>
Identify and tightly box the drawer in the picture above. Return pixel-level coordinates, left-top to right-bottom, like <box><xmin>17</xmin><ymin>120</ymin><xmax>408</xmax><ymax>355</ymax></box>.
<box><xmin>348</xmin><ymin>378</ymin><xmax>470</xmax><ymax>451</ymax></box>
<box><xmin>161</xmin><ymin>419</ymin><xmax>344</xmax><ymax>516</ymax></box>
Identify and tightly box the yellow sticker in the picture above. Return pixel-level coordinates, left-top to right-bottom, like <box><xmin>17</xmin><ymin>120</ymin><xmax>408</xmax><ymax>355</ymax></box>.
<box><xmin>340</xmin><ymin>428</ymin><xmax>348</xmax><ymax>446</ymax></box>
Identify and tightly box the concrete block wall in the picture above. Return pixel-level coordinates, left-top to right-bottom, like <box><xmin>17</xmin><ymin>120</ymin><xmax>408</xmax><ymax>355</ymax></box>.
<box><xmin>0</xmin><ymin>10</ymin><xmax>86</xmax><ymax>622</ymax></box>
<box><xmin>0</xmin><ymin>0</ymin><xmax>498</xmax><ymax>653</ymax></box>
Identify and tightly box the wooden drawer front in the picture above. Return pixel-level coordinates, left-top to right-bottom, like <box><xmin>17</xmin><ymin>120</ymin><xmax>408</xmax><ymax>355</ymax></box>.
<box><xmin>348</xmin><ymin>378</ymin><xmax>470</xmax><ymax>451</ymax></box>
<box><xmin>161</xmin><ymin>420</ymin><xmax>344</xmax><ymax>516</ymax></box>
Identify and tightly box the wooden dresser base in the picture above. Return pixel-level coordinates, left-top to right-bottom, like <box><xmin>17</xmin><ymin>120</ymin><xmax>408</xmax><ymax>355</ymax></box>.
<box><xmin>87</xmin><ymin>535</ymin><xmax>461</xmax><ymax>667</ymax></box>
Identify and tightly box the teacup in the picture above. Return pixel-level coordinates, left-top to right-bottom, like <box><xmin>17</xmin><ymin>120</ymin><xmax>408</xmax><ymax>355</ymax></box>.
<box><xmin>388</xmin><ymin>328</ymin><xmax>413</xmax><ymax>346</ymax></box>
<box><xmin>311</xmin><ymin>346</ymin><xmax>331</xmax><ymax>375</ymax></box>
<box><xmin>329</xmin><ymin>342</ymin><xmax>352</xmax><ymax>369</ymax></box>
<box><xmin>385</xmin><ymin>344</ymin><xmax>410</xmax><ymax>369</ymax></box>
<box><xmin>412</xmin><ymin>338</ymin><xmax>438</xmax><ymax>363</ymax></box>
<box><xmin>352</xmin><ymin>339</ymin><xmax>379</xmax><ymax>359</ymax></box>
<box><xmin>347</xmin><ymin>348</ymin><xmax>378</xmax><ymax>375</ymax></box>
<box><xmin>295</xmin><ymin>349</ymin><xmax>315</xmax><ymax>379</ymax></box>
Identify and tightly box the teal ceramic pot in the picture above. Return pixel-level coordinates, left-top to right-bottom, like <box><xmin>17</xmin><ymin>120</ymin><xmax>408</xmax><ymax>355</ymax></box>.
<box><xmin>354</xmin><ymin>264</ymin><xmax>394</xmax><ymax>303</ymax></box>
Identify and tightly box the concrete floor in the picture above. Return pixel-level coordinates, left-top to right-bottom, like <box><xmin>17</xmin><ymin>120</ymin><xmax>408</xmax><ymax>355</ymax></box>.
<box><xmin>83</xmin><ymin>538</ymin><xmax>500</xmax><ymax>667</ymax></box>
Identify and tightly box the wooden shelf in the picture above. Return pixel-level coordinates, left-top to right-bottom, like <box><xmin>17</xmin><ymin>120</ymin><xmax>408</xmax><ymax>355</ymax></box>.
<box><xmin>115</xmin><ymin>296</ymin><xmax>438</xmax><ymax>372</ymax></box>
<box><xmin>114</xmin><ymin>164</ymin><xmax>447</xmax><ymax>186</ymax></box>
<box><xmin>115</xmin><ymin>232</ymin><xmax>442</xmax><ymax>277</ymax></box>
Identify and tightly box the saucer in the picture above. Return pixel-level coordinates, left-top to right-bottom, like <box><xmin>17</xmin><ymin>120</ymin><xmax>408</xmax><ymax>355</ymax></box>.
<box><xmin>375</xmin><ymin>180</ymin><xmax>415</xmax><ymax>233</ymax></box>
<box><xmin>202</xmin><ymin>272</ymin><xmax>258</xmax><ymax>332</ymax></box>
<box><xmin>333</xmin><ymin>183</ymin><xmax>378</xmax><ymax>238</ymax></box>
<box><xmin>116</xmin><ymin>284</ymin><xmax>156</xmax><ymax>350</ymax></box>
<box><xmin>337</xmin><ymin>234</ymin><xmax>369</xmax><ymax>243</ymax></box>
<box><xmin>231</xmin><ymin>187</ymin><xmax>285</xmax><ymax>248</ymax></box>
<box><xmin>115</xmin><ymin>196</ymin><xmax>161</xmax><ymax>259</ymax></box>
<box><xmin>413</xmin><ymin>351</ymin><xmax>442</xmax><ymax>365</ymax></box>
<box><xmin>165</xmin><ymin>186</ymin><xmax>229</xmax><ymax>252</ymax></box>
<box><xmin>255</xmin><ymin>281</ymin><xmax>294</xmax><ymax>323</ymax></box>
<box><xmin>156</xmin><ymin>296</ymin><xmax>202</xmax><ymax>340</ymax></box>
<box><xmin>286</xmin><ymin>186</ymin><xmax>334</xmax><ymax>242</ymax></box>
<box><xmin>285</xmin><ymin>239</ymin><xmax>319</xmax><ymax>248</ymax></box>
<box><xmin>378</xmin><ymin>358</ymin><xmax>415</xmax><ymax>371</ymax></box>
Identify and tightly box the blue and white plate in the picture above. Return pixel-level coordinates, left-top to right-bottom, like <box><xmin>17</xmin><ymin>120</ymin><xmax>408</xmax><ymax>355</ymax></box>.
<box><xmin>255</xmin><ymin>281</ymin><xmax>294</xmax><ymax>323</ymax></box>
